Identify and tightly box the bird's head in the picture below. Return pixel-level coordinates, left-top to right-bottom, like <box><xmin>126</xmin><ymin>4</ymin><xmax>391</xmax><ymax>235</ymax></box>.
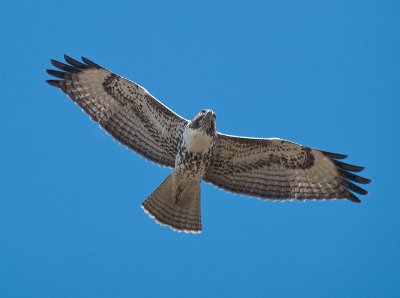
<box><xmin>189</xmin><ymin>109</ymin><xmax>216</xmax><ymax>136</ymax></box>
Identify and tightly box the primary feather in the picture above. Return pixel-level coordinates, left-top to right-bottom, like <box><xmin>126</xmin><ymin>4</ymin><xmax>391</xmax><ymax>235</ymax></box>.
<box><xmin>46</xmin><ymin>55</ymin><xmax>371</xmax><ymax>233</ymax></box>
<box><xmin>47</xmin><ymin>55</ymin><xmax>187</xmax><ymax>167</ymax></box>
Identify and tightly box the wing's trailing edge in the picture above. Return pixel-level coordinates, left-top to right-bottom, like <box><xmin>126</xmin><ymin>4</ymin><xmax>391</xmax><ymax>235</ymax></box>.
<box><xmin>46</xmin><ymin>55</ymin><xmax>188</xmax><ymax>168</ymax></box>
<box><xmin>204</xmin><ymin>134</ymin><xmax>371</xmax><ymax>203</ymax></box>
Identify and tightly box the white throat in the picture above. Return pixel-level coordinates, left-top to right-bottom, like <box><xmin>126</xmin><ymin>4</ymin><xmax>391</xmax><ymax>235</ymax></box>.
<box><xmin>183</xmin><ymin>127</ymin><xmax>212</xmax><ymax>153</ymax></box>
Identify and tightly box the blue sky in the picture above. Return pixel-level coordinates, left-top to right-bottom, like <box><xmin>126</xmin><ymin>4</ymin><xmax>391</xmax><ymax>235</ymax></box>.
<box><xmin>1</xmin><ymin>0</ymin><xmax>399</xmax><ymax>297</ymax></box>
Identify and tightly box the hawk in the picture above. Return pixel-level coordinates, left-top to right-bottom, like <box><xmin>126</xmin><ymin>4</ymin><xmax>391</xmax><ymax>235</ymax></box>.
<box><xmin>46</xmin><ymin>55</ymin><xmax>371</xmax><ymax>234</ymax></box>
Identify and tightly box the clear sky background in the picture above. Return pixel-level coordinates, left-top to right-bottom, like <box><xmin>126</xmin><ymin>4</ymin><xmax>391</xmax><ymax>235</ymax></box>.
<box><xmin>1</xmin><ymin>0</ymin><xmax>399</xmax><ymax>297</ymax></box>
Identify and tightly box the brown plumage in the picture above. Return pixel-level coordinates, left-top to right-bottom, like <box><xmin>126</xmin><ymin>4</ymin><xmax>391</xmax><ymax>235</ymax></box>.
<box><xmin>46</xmin><ymin>55</ymin><xmax>371</xmax><ymax>233</ymax></box>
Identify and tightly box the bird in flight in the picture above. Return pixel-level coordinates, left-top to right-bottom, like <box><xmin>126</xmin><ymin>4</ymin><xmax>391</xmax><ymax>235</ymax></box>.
<box><xmin>46</xmin><ymin>55</ymin><xmax>371</xmax><ymax>234</ymax></box>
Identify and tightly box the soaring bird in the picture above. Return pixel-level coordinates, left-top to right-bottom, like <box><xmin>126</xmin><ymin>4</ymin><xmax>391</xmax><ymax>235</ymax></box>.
<box><xmin>46</xmin><ymin>55</ymin><xmax>371</xmax><ymax>234</ymax></box>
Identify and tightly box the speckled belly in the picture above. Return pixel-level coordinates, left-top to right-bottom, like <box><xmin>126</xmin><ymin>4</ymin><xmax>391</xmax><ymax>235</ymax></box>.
<box><xmin>173</xmin><ymin>145</ymin><xmax>213</xmax><ymax>194</ymax></box>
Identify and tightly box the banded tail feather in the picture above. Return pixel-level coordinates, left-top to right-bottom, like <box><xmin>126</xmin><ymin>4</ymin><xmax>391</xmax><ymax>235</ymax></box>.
<box><xmin>142</xmin><ymin>174</ymin><xmax>202</xmax><ymax>233</ymax></box>
<box><xmin>46</xmin><ymin>55</ymin><xmax>371</xmax><ymax>234</ymax></box>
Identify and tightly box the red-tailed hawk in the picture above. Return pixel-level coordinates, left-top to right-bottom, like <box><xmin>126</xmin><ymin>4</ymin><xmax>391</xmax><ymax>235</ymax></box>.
<box><xmin>46</xmin><ymin>55</ymin><xmax>371</xmax><ymax>234</ymax></box>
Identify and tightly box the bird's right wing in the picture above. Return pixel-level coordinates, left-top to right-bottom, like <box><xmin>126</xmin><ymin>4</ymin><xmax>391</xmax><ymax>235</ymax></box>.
<box><xmin>46</xmin><ymin>55</ymin><xmax>188</xmax><ymax>167</ymax></box>
<box><xmin>204</xmin><ymin>133</ymin><xmax>371</xmax><ymax>202</ymax></box>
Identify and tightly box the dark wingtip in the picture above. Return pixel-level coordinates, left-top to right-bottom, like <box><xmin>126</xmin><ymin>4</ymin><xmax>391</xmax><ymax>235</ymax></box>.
<box><xmin>63</xmin><ymin>54</ymin><xmax>87</xmax><ymax>68</ymax></box>
<box><xmin>46</xmin><ymin>69</ymin><xmax>69</xmax><ymax>79</ymax></box>
<box><xmin>360</xmin><ymin>176</ymin><xmax>372</xmax><ymax>184</ymax></box>
<box><xmin>319</xmin><ymin>148</ymin><xmax>371</xmax><ymax>200</ymax></box>
<box><xmin>333</xmin><ymin>160</ymin><xmax>365</xmax><ymax>172</ymax></box>
<box><xmin>339</xmin><ymin>169</ymin><xmax>371</xmax><ymax>184</ymax></box>
<box><xmin>345</xmin><ymin>179</ymin><xmax>369</xmax><ymax>195</ymax></box>
<box><xmin>50</xmin><ymin>59</ymin><xmax>79</xmax><ymax>73</ymax></box>
<box><xmin>63</xmin><ymin>54</ymin><xmax>74</xmax><ymax>62</ymax></box>
<box><xmin>46</xmin><ymin>79</ymin><xmax>61</xmax><ymax>87</ymax></box>
<box><xmin>347</xmin><ymin>193</ymin><xmax>362</xmax><ymax>203</ymax></box>
<box><xmin>321</xmin><ymin>150</ymin><xmax>347</xmax><ymax>159</ymax></box>
<box><xmin>46</xmin><ymin>55</ymin><xmax>102</xmax><ymax>89</ymax></box>
<box><xmin>81</xmin><ymin>56</ymin><xmax>102</xmax><ymax>68</ymax></box>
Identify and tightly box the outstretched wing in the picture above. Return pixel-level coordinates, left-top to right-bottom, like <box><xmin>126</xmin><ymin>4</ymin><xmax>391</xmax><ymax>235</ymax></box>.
<box><xmin>204</xmin><ymin>133</ymin><xmax>371</xmax><ymax>202</ymax></box>
<box><xmin>46</xmin><ymin>55</ymin><xmax>188</xmax><ymax>167</ymax></box>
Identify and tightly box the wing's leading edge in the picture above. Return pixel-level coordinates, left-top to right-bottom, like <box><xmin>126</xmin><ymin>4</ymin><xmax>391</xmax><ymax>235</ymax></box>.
<box><xmin>204</xmin><ymin>133</ymin><xmax>371</xmax><ymax>202</ymax></box>
<box><xmin>46</xmin><ymin>55</ymin><xmax>188</xmax><ymax>167</ymax></box>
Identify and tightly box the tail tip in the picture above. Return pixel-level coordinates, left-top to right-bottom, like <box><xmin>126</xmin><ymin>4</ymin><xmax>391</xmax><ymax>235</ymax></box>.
<box><xmin>141</xmin><ymin>204</ymin><xmax>202</xmax><ymax>234</ymax></box>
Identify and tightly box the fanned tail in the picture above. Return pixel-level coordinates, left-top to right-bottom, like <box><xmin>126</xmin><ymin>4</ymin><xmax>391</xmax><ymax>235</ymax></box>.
<box><xmin>141</xmin><ymin>174</ymin><xmax>202</xmax><ymax>233</ymax></box>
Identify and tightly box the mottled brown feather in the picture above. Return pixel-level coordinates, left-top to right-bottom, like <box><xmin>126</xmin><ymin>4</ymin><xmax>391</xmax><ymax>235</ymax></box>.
<box><xmin>204</xmin><ymin>134</ymin><xmax>370</xmax><ymax>202</ymax></box>
<box><xmin>46</xmin><ymin>55</ymin><xmax>188</xmax><ymax>167</ymax></box>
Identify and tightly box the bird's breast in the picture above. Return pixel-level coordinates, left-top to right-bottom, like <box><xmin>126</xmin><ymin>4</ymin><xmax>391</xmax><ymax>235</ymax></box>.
<box><xmin>182</xmin><ymin>127</ymin><xmax>213</xmax><ymax>153</ymax></box>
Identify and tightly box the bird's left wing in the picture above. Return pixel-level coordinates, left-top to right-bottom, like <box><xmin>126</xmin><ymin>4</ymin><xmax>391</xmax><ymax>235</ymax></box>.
<box><xmin>46</xmin><ymin>55</ymin><xmax>188</xmax><ymax>167</ymax></box>
<box><xmin>204</xmin><ymin>133</ymin><xmax>371</xmax><ymax>202</ymax></box>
